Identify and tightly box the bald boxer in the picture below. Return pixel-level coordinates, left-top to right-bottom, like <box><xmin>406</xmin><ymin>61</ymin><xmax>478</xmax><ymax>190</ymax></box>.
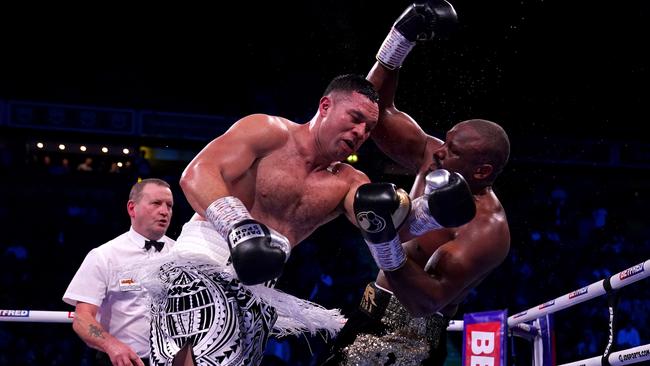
<box><xmin>324</xmin><ymin>1</ymin><xmax>512</xmax><ymax>365</ymax></box>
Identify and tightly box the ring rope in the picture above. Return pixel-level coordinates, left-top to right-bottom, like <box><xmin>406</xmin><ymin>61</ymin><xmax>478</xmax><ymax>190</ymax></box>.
<box><xmin>508</xmin><ymin>259</ymin><xmax>650</xmax><ymax>326</ymax></box>
<box><xmin>558</xmin><ymin>343</ymin><xmax>650</xmax><ymax>366</ymax></box>
<box><xmin>0</xmin><ymin>310</ymin><xmax>74</xmax><ymax>323</ymax></box>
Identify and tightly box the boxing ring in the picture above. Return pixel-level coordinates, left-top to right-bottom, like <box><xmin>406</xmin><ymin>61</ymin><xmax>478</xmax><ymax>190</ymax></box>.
<box><xmin>2</xmin><ymin>259</ymin><xmax>649</xmax><ymax>365</ymax></box>
<box><xmin>446</xmin><ymin>259</ymin><xmax>650</xmax><ymax>365</ymax></box>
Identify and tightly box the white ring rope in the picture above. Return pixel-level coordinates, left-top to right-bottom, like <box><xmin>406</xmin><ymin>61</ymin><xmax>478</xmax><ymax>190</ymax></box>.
<box><xmin>445</xmin><ymin>258</ymin><xmax>650</xmax><ymax>366</ymax></box>
<box><xmin>445</xmin><ymin>320</ymin><xmax>540</xmax><ymax>338</ymax></box>
<box><xmin>3</xmin><ymin>309</ymin><xmax>475</xmax><ymax>329</ymax></box>
<box><xmin>0</xmin><ymin>310</ymin><xmax>74</xmax><ymax>323</ymax></box>
<box><xmin>443</xmin><ymin>260</ymin><xmax>649</xmax><ymax>335</ymax></box>
<box><xmin>559</xmin><ymin>343</ymin><xmax>650</xmax><ymax>366</ymax></box>
<box><xmin>443</xmin><ymin>260</ymin><xmax>650</xmax><ymax>337</ymax></box>
<box><xmin>446</xmin><ymin>319</ymin><xmax>463</xmax><ymax>332</ymax></box>
<box><xmin>508</xmin><ymin>259</ymin><xmax>650</xmax><ymax>326</ymax></box>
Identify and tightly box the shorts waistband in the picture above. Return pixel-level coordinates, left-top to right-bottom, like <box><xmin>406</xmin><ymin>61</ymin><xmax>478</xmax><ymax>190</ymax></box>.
<box><xmin>358</xmin><ymin>282</ymin><xmax>449</xmax><ymax>338</ymax></box>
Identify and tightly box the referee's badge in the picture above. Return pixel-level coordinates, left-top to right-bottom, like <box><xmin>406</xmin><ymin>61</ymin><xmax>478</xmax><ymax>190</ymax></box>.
<box><xmin>119</xmin><ymin>278</ymin><xmax>142</xmax><ymax>291</ymax></box>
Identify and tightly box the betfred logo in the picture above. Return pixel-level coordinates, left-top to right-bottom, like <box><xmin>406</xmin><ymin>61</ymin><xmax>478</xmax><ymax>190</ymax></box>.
<box><xmin>569</xmin><ymin>287</ymin><xmax>588</xmax><ymax>299</ymax></box>
<box><xmin>0</xmin><ymin>310</ymin><xmax>29</xmax><ymax>317</ymax></box>
<box><xmin>539</xmin><ymin>300</ymin><xmax>555</xmax><ymax>310</ymax></box>
<box><xmin>513</xmin><ymin>311</ymin><xmax>527</xmax><ymax>319</ymax></box>
<box><xmin>619</xmin><ymin>264</ymin><xmax>644</xmax><ymax>280</ymax></box>
<box><xmin>465</xmin><ymin>322</ymin><xmax>501</xmax><ymax>366</ymax></box>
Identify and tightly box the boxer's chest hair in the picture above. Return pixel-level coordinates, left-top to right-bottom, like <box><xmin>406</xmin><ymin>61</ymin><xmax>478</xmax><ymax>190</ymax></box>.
<box><xmin>254</xmin><ymin>151</ymin><xmax>349</xmax><ymax>230</ymax></box>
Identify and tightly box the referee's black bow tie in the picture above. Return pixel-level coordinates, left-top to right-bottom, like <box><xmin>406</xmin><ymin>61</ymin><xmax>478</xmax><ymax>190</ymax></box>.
<box><xmin>144</xmin><ymin>240</ymin><xmax>165</xmax><ymax>252</ymax></box>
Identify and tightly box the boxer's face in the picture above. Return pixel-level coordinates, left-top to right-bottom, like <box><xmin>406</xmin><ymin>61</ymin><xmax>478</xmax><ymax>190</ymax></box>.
<box><xmin>319</xmin><ymin>91</ymin><xmax>378</xmax><ymax>160</ymax></box>
<box><xmin>128</xmin><ymin>183</ymin><xmax>173</xmax><ymax>240</ymax></box>
<box><xmin>432</xmin><ymin>123</ymin><xmax>483</xmax><ymax>183</ymax></box>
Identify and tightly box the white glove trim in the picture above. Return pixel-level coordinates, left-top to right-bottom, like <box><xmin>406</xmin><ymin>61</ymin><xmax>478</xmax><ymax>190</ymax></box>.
<box><xmin>366</xmin><ymin>236</ymin><xmax>407</xmax><ymax>271</ymax></box>
<box><xmin>205</xmin><ymin>196</ymin><xmax>252</xmax><ymax>240</ymax></box>
<box><xmin>376</xmin><ymin>27</ymin><xmax>416</xmax><ymax>70</ymax></box>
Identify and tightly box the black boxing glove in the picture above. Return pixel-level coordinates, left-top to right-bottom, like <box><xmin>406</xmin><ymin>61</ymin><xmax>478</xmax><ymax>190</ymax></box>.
<box><xmin>377</xmin><ymin>0</ymin><xmax>458</xmax><ymax>70</ymax></box>
<box><xmin>227</xmin><ymin>219</ymin><xmax>290</xmax><ymax>285</ymax></box>
<box><xmin>407</xmin><ymin>169</ymin><xmax>476</xmax><ymax>235</ymax></box>
<box><xmin>354</xmin><ymin>183</ymin><xmax>411</xmax><ymax>271</ymax></box>
<box><xmin>398</xmin><ymin>0</ymin><xmax>458</xmax><ymax>41</ymax></box>
<box><xmin>205</xmin><ymin>196</ymin><xmax>291</xmax><ymax>285</ymax></box>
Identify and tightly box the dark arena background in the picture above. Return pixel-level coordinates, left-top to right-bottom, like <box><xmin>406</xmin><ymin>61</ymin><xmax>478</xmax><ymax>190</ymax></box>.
<box><xmin>1</xmin><ymin>1</ymin><xmax>649</xmax><ymax>365</ymax></box>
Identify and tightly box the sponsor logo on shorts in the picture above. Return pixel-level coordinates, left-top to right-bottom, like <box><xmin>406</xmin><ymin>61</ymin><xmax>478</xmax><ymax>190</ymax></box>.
<box><xmin>0</xmin><ymin>310</ymin><xmax>29</xmax><ymax>317</ymax></box>
<box><xmin>619</xmin><ymin>264</ymin><xmax>644</xmax><ymax>280</ymax></box>
<box><xmin>539</xmin><ymin>300</ymin><xmax>555</xmax><ymax>310</ymax></box>
<box><xmin>568</xmin><ymin>287</ymin><xmax>588</xmax><ymax>299</ymax></box>
<box><xmin>168</xmin><ymin>280</ymin><xmax>203</xmax><ymax>296</ymax></box>
<box><xmin>360</xmin><ymin>285</ymin><xmax>377</xmax><ymax>314</ymax></box>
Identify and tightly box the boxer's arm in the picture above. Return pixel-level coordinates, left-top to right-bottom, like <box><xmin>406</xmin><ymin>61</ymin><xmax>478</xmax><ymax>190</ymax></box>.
<box><xmin>367</xmin><ymin>0</ymin><xmax>457</xmax><ymax>173</ymax></box>
<box><xmin>349</xmin><ymin>170</ymin><xmax>473</xmax><ymax>272</ymax></box>
<box><xmin>343</xmin><ymin>172</ymin><xmax>371</xmax><ymax>225</ymax></box>
<box><xmin>353</xmin><ymin>182</ymin><xmax>412</xmax><ymax>271</ymax></box>
<box><xmin>180</xmin><ymin>114</ymin><xmax>289</xmax><ymax>217</ymax></box>
<box><xmin>72</xmin><ymin>302</ymin><xmax>144</xmax><ymax>366</ymax></box>
<box><xmin>394</xmin><ymin>169</ymin><xmax>475</xmax><ymax>245</ymax></box>
<box><xmin>382</xmin><ymin>218</ymin><xmax>510</xmax><ymax>317</ymax></box>
<box><xmin>181</xmin><ymin>114</ymin><xmax>292</xmax><ymax>285</ymax></box>
<box><xmin>367</xmin><ymin>63</ymin><xmax>435</xmax><ymax>174</ymax></box>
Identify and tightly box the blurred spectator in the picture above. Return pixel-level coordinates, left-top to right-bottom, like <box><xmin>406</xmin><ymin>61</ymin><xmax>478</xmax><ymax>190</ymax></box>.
<box><xmin>134</xmin><ymin>150</ymin><xmax>151</xmax><ymax>177</ymax></box>
<box><xmin>576</xmin><ymin>329</ymin><xmax>598</xmax><ymax>357</ymax></box>
<box><xmin>49</xmin><ymin>157</ymin><xmax>71</xmax><ymax>175</ymax></box>
<box><xmin>617</xmin><ymin>316</ymin><xmax>641</xmax><ymax>349</ymax></box>
<box><xmin>109</xmin><ymin>162</ymin><xmax>120</xmax><ymax>174</ymax></box>
<box><xmin>77</xmin><ymin>157</ymin><xmax>93</xmax><ymax>172</ymax></box>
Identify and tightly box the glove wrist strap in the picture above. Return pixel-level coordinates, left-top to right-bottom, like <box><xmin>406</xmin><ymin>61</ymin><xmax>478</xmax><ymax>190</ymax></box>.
<box><xmin>366</xmin><ymin>236</ymin><xmax>407</xmax><ymax>271</ymax></box>
<box><xmin>376</xmin><ymin>27</ymin><xmax>416</xmax><ymax>70</ymax></box>
<box><xmin>408</xmin><ymin>196</ymin><xmax>443</xmax><ymax>236</ymax></box>
<box><xmin>268</xmin><ymin>227</ymin><xmax>292</xmax><ymax>261</ymax></box>
<box><xmin>206</xmin><ymin>196</ymin><xmax>252</xmax><ymax>240</ymax></box>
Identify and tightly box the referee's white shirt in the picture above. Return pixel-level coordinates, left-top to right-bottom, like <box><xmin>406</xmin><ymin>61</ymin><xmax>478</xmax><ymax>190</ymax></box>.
<box><xmin>63</xmin><ymin>226</ymin><xmax>175</xmax><ymax>357</ymax></box>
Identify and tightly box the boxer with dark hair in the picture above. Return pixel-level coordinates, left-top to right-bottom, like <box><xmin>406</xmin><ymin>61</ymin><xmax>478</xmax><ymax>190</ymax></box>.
<box><xmin>323</xmin><ymin>1</ymin><xmax>512</xmax><ymax>365</ymax></box>
<box><xmin>141</xmin><ymin>74</ymin><xmax>475</xmax><ymax>366</ymax></box>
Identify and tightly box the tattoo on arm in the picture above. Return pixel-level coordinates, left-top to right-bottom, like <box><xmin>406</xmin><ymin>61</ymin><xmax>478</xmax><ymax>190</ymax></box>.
<box><xmin>89</xmin><ymin>324</ymin><xmax>105</xmax><ymax>339</ymax></box>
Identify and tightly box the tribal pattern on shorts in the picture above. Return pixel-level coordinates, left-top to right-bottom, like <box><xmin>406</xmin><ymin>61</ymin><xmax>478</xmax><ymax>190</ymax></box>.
<box><xmin>149</xmin><ymin>262</ymin><xmax>277</xmax><ymax>366</ymax></box>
